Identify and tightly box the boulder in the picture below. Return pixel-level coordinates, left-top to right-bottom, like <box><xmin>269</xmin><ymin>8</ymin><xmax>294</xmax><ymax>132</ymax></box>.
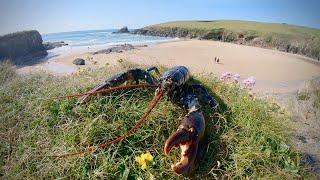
<box><xmin>113</xmin><ymin>26</ymin><xmax>130</xmax><ymax>33</ymax></box>
<box><xmin>92</xmin><ymin>44</ymin><xmax>134</xmax><ymax>55</ymax></box>
<box><xmin>73</xmin><ymin>58</ymin><xmax>85</xmax><ymax>65</ymax></box>
<box><xmin>0</xmin><ymin>30</ymin><xmax>47</xmax><ymax>64</ymax></box>
<box><xmin>43</xmin><ymin>41</ymin><xmax>68</xmax><ymax>50</ymax></box>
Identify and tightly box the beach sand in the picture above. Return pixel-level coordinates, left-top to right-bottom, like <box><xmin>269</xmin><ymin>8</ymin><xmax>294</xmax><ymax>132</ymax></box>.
<box><xmin>18</xmin><ymin>39</ymin><xmax>320</xmax><ymax>93</ymax></box>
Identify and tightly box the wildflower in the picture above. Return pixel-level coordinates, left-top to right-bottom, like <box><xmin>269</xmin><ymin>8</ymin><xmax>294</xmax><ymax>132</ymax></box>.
<box><xmin>135</xmin><ymin>151</ymin><xmax>153</xmax><ymax>170</ymax></box>
<box><xmin>233</xmin><ymin>73</ymin><xmax>240</xmax><ymax>82</ymax></box>
<box><xmin>223</xmin><ymin>72</ymin><xmax>232</xmax><ymax>79</ymax></box>
<box><xmin>243</xmin><ymin>76</ymin><xmax>256</xmax><ymax>89</ymax></box>
<box><xmin>219</xmin><ymin>75</ymin><xmax>226</xmax><ymax>81</ymax></box>
<box><xmin>142</xmin><ymin>151</ymin><xmax>153</xmax><ymax>161</ymax></box>
<box><xmin>248</xmin><ymin>76</ymin><xmax>256</xmax><ymax>85</ymax></box>
<box><xmin>220</xmin><ymin>72</ymin><xmax>233</xmax><ymax>81</ymax></box>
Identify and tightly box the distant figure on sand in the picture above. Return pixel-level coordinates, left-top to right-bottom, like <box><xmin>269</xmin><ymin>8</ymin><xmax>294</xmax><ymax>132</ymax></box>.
<box><xmin>214</xmin><ymin>57</ymin><xmax>220</xmax><ymax>64</ymax></box>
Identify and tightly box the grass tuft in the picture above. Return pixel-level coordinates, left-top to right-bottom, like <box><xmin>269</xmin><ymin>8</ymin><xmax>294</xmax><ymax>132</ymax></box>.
<box><xmin>0</xmin><ymin>61</ymin><xmax>313</xmax><ymax>179</ymax></box>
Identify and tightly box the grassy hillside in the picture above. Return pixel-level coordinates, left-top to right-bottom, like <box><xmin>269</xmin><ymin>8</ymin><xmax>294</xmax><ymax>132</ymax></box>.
<box><xmin>134</xmin><ymin>20</ymin><xmax>320</xmax><ymax>60</ymax></box>
<box><xmin>0</xmin><ymin>61</ymin><xmax>314</xmax><ymax>179</ymax></box>
<box><xmin>155</xmin><ymin>20</ymin><xmax>320</xmax><ymax>36</ymax></box>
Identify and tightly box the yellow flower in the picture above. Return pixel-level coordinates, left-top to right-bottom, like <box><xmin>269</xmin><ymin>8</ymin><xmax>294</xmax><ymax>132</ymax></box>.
<box><xmin>142</xmin><ymin>151</ymin><xmax>153</xmax><ymax>161</ymax></box>
<box><xmin>135</xmin><ymin>151</ymin><xmax>153</xmax><ymax>170</ymax></box>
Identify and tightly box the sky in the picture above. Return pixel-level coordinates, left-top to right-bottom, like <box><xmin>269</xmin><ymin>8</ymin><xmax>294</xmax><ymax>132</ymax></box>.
<box><xmin>0</xmin><ymin>0</ymin><xmax>319</xmax><ymax>35</ymax></box>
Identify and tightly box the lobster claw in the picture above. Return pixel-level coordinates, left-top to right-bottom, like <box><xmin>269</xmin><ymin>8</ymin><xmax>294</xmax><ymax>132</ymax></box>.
<box><xmin>164</xmin><ymin>111</ymin><xmax>205</xmax><ymax>176</ymax></box>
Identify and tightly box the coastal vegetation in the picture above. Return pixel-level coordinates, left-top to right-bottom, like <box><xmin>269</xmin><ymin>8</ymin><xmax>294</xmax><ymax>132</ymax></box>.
<box><xmin>133</xmin><ymin>20</ymin><xmax>320</xmax><ymax>60</ymax></box>
<box><xmin>0</xmin><ymin>61</ymin><xmax>314</xmax><ymax>179</ymax></box>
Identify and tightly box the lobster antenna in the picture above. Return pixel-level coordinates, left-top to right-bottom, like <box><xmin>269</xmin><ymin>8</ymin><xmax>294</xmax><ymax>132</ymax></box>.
<box><xmin>46</xmin><ymin>84</ymin><xmax>157</xmax><ymax>100</ymax></box>
<box><xmin>45</xmin><ymin>90</ymin><xmax>164</xmax><ymax>158</ymax></box>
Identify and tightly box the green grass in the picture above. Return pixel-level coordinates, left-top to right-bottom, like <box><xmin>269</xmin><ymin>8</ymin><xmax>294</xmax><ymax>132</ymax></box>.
<box><xmin>0</xmin><ymin>61</ymin><xmax>314</xmax><ymax>179</ymax></box>
<box><xmin>147</xmin><ymin>20</ymin><xmax>320</xmax><ymax>59</ymax></box>
<box><xmin>153</xmin><ymin>20</ymin><xmax>320</xmax><ymax>36</ymax></box>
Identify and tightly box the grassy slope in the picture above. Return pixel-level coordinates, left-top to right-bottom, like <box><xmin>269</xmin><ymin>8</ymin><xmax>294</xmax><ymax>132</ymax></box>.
<box><xmin>154</xmin><ymin>20</ymin><xmax>320</xmax><ymax>36</ymax></box>
<box><xmin>0</xmin><ymin>61</ymin><xmax>313</xmax><ymax>179</ymax></box>
<box><xmin>149</xmin><ymin>20</ymin><xmax>320</xmax><ymax>59</ymax></box>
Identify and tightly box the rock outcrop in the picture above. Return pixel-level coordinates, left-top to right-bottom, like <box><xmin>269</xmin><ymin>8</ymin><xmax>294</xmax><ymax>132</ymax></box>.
<box><xmin>113</xmin><ymin>26</ymin><xmax>130</xmax><ymax>33</ymax></box>
<box><xmin>91</xmin><ymin>44</ymin><xmax>134</xmax><ymax>55</ymax></box>
<box><xmin>73</xmin><ymin>58</ymin><xmax>85</xmax><ymax>65</ymax></box>
<box><xmin>43</xmin><ymin>41</ymin><xmax>68</xmax><ymax>50</ymax></box>
<box><xmin>0</xmin><ymin>30</ymin><xmax>47</xmax><ymax>64</ymax></box>
<box><xmin>132</xmin><ymin>26</ymin><xmax>192</xmax><ymax>38</ymax></box>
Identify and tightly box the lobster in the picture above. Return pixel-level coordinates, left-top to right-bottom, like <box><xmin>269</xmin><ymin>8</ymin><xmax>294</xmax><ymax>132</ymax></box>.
<box><xmin>58</xmin><ymin>66</ymin><xmax>218</xmax><ymax>176</ymax></box>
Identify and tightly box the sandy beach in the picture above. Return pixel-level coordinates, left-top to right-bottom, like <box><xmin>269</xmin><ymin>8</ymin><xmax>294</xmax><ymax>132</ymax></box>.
<box><xmin>18</xmin><ymin>39</ymin><xmax>320</xmax><ymax>93</ymax></box>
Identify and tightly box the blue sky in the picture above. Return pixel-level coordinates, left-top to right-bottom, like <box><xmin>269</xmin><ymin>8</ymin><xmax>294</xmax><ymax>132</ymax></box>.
<box><xmin>0</xmin><ymin>0</ymin><xmax>319</xmax><ymax>35</ymax></box>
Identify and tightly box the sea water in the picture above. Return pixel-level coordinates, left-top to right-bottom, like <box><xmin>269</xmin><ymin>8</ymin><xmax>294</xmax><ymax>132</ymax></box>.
<box><xmin>42</xmin><ymin>29</ymin><xmax>171</xmax><ymax>47</ymax></box>
<box><xmin>41</xmin><ymin>29</ymin><xmax>172</xmax><ymax>74</ymax></box>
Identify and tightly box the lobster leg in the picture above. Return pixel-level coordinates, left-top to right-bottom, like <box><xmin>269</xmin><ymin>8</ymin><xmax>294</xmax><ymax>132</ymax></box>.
<box><xmin>190</xmin><ymin>84</ymin><xmax>218</xmax><ymax>108</ymax></box>
<box><xmin>77</xmin><ymin>68</ymin><xmax>158</xmax><ymax>104</ymax></box>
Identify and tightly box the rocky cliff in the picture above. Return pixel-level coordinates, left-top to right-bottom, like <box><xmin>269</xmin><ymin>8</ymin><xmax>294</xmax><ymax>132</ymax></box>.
<box><xmin>133</xmin><ymin>26</ymin><xmax>320</xmax><ymax>60</ymax></box>
<box><xmin>0</xmin><ymin>30</ymin><xmax>47</xmax><ymax>64</ymax></box>
<box><xmin>113</xmin><ymin>26</ymin><xmax>130</xmax><ymax>33</ymax></box>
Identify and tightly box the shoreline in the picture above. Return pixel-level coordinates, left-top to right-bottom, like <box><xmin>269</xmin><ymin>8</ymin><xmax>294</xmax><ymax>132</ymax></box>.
<box><xmin>17</xmin><ymin>39</ymin><xmax>320</xmax><ymax>94</ymax></box>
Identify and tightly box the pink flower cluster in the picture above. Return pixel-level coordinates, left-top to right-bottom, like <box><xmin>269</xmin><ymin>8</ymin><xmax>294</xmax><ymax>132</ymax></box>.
<box><xmin>220</xmin><ymin>72</ymin><xmax>241</xmax><ymax>83</ymax></box>
<box><xmin>233</xmin><ymin>73</ymin><xmax>240</xmax><ymax>82</ymax></box>
<box><xmin>219</xmin><ymin>72</ymin><xmax>233</xmax><ymax>81</ymax></box>
<box><xmin>242</xmin><ymin>76</ymin><xmax>256</xmax><ymax>88</ymax></box>
<box><xmin>219</xmin><ymin>72</ymin><xmax>256</xmax><ymax>89</ymax></box>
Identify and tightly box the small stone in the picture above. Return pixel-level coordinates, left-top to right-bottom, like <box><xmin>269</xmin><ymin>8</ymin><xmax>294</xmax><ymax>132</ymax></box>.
<box><xmin>73</xmin><ymin>58</ymin><xmax>85</xmax><ymax>65</ymax></box>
